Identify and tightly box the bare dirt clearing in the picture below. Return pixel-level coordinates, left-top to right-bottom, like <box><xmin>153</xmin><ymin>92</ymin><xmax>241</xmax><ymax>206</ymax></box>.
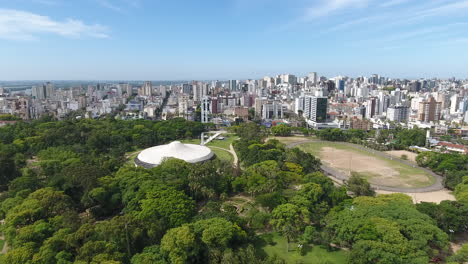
<box><xmin>385</xmin><ymin>150</ymin><xmax>418</xmax><ymax>163</ymax></box>
<box><xmin>319</xmin><ymin>146</ymin><xmax>432</xmax><ymax>188</ymax></box>
<box><xmin>376</xmin><ymin>189</ymin><xmax>455</xmax><ymax>204</ymax></box>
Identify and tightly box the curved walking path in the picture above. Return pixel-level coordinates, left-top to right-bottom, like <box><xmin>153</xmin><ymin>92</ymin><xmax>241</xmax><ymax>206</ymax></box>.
<box><xmin>287</xmin><ymin>140</ymin><xmax>445</xmax><ymax>193</ymax></box>
<box><xmin>209</xmin><ymin>145</ymin><xmax>238</xmax><ymax>168</ymax></box>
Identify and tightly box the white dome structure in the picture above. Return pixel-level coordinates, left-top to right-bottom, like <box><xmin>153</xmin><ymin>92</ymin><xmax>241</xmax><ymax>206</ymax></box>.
<box><xmin>135</xmin><ymin>141</ymin><xmax>214</xmax><ymax>168</ymax></box>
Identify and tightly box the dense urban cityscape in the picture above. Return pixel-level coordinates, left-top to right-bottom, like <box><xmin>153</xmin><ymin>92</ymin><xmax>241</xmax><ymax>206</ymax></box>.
<box><xmin>1</xmin><ymin>75</ymin><xmax>467</xmax><ymax>149</ymax></box>
<box><xmin>1</xmin><ymin>0</ymin><xmax>468</xmax><ymax>263</ymax></box>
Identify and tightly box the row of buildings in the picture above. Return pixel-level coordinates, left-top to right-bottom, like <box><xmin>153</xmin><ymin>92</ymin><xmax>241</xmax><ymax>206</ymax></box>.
<box><xmin>1</xmin><ymin>73</ymin><xmax>467</xmax><ymax>135</ymax></box>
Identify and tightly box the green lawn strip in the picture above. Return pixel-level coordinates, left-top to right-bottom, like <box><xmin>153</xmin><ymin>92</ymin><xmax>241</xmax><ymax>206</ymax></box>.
<box><xmin>0</xmin><ymin>239</ymin><xmax>5</xmax><ymax>253</ymax></box>
<box><xmin>210</xmin><ymin>148</ymin><xmax>233</xmax><ymax>163</ymax></box>
<box><xmin>298</xmin><ymin>141</ymin><xmax>435</xmax><ymax>188</ymax></box>
<box><xmin>257</xmin><ymin>233</ymin><xmax>348</xmax><ymax>264</ymax></box>
<box><xmin>270</xmin><ymin>136</ymin><xmax>316</xmax><ymax>145</ymax></box>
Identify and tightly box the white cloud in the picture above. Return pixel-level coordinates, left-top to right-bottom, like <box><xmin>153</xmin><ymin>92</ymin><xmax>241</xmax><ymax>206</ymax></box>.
<box><xmin>305</xmin><ymin>0</ymin><xmax>370</xmax><ymax>19</ymax></box>
<box><xmin>380</xmin><ymin>0</ymin><xmax>410</xmax><ymax>8</ymax></box>
<box><xmin>0</xmin><ymin>9</ymin><xmax>109</xmax><ymax>40</ymax></box>
<box><xmin>96</xmin><ymin>0</ymin><xmax>124</xmax><ymax>12</ymax></box>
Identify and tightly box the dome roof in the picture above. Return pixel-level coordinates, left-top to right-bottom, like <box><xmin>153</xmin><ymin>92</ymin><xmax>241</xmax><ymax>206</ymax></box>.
<box><xmin>136</xmin><ymin>141</ymin><xmax>214</xmax><ymax>168</ymax></box>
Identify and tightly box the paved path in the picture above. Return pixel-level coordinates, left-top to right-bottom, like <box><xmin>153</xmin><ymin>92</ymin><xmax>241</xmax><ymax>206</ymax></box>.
<box><xmin>209</xmin><ymin>145</ymin><xmax>238</xmax><ymax>168</ymax></box>
<box><xmin>230</xmin><ymin>144</ymin><xmax>239</xmax><ymax>168</ymax></box>
<box><xmin>287</xmin><ymin>140</ymin><xmax>445</xmax><ymax>193</ymax></box>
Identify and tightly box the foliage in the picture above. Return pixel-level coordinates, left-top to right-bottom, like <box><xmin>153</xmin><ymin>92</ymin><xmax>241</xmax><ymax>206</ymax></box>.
<box><xmin>446</xmin><ymin>243</ymin><xmax>468</xmax><ymax>263</ymax></box>
<box><xmin>346</xmin><ymin>173</ymin><xmax>376</xmax><ymax>197</ymax></box>
<box><xmin>454</xmin><ymin>176</ymin><xmax>468</xmax><ymax>203</ymax></box>
<box><xmin>325</xmin><ymin>194</ymin><xmax>449</xmax><ymax>264</ymax></box>
<box><xmin>270</xmin><ymin>203</ymin><xmax>307</xmax><ymax>252</ymax></box>
<box><xmin>416</xmin><ymin>201</ymin><xmax>468</xmax><ymax>235</ymax></box>
<box><xmin>271</xmin><ymin>124</ymin><xmax>292</xmax><ymax>137</ymax></box>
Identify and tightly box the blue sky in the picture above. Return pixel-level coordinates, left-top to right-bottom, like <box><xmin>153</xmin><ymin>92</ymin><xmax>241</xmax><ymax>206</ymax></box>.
<box><xmin>0</xmin><ymin>0</ymin><xmax>467</xmax><ymax>80</ymax></box>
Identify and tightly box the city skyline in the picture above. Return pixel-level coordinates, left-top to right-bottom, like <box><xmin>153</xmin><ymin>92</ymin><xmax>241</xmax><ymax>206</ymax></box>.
<box><xmin>1</xmin><ymin>0</ymin><xmax>468</xmax><ymax>80</ymax></box>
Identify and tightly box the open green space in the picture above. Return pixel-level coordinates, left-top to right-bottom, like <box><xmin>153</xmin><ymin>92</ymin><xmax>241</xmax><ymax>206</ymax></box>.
<box><xmin>297</xmin><ymin>141</ymin><xmax>436</xmax><ymax>189</ymax></box>
<box><xmin>258</xmin><ymin>233</ymin><xmax>348</xmax><ymax>264</ymax></box>
<box><xmin>183</xmin><ymin>134</ymin><xmax>238</xmax><ymax>150</ymax></box>
<box><xmin>0</xmin><ymin>239</ymin><xmax>5</xmax><ymax>254</ymax></box>
<box><xmin>210</xmin><ymin>148</ymin><xmax>233</xmax><ymax>163</ymax></box>
<box><xmin>270</xmin><ymin>136</ymin><xmax>316</xmax><ymax>145</ymax></box>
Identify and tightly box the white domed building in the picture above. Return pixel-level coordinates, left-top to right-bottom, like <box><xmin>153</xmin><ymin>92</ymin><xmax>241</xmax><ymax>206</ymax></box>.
<box><xmin>135</xmin><ymin>141</ymin><xmax>214</xmax><ymax>168</ymax></box>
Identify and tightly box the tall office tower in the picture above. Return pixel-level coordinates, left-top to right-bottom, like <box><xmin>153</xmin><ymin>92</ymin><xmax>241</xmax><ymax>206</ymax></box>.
<box><xmin>418</xmin><ymin>96</ymin><xmax>441</xmax><ymax>122</ymax></box>
<box><xmin>386</xmin><ymin>105</ymin><xmax>409</xmax><ymax>122</ymax></box>
<box><xmin>459</xmin><ymin>97</ymin><xmax>468</xmax><ymax>115</ymax></box>
<box><xmin>450</xmin><ymin>95</ymin><xmax>463</xmax><ymax>114</ymax></box>
<box><xmin>32</xmin><ymin>83</ymin><xmax>50</xmax><ymax>100</ymax></box>
<box><xmin>275</xmin><ymin>76</ymin><xmax>282</xmax><ymax>85</ymax></box>
<box><xmin>410</xmin><ymin>81</ymin><xmax>422</xmax><ymax>92</ymax></box>
<box><xmin>309</xmin><ymin>72</ymin><xmax>318</xmax><ymax>84</ymax></box>
<box><xmin>0</xmin><ymin>86</ymin><xmax>3</xmax><ymax>95</ymax></box>
<box><xmin>378</xmin><ymin>92</ymin><xmax>390</xmax><ymax>115</ymax></box>
<box><xmin>336</xmin><ymin>79</ymin><xmax>345</xmax><ymax>93</ymax></box>
<box><xmin>44</xmin><ymin>82</ymin><xmax>54</xmax><ymax>99</ymax></box>
<box><xmin>193</xmin><ymin>83</ymin><xmax>201</xmax><ymax>102</ymax></box>
<box><xmin>370</xmin><ymin>74</ymin><xmax>379</xmax><ymax>84</ymax></box>
<box><xmin>115</xmin><ymin>84</ymin><xmax>123</xmax><ymax>97</ymax></box>
<box><xmin>181</xmin><ymin>83</ymin><xmax>192</xmax><ymax>94</ymax></box>
<box><xmin>366</xmin><ymin>97</ymin><xmax>379</xmax><ymax>118</ymax></box>
<box><xmin>142</xmin><ymin>81</ymin><xmax>153</xmax><ymax>96</ymax></box>
<box><xmin>201</xmin><ymin>97</ymin><xmax>211</xmax><ymax>123</ymax></box>
<box><xmin>437</xmin><ymin>93</ymin><xmax>450</xmax><ymax>109</ymax></box>
<box><xmin>283</xmin><ymin>74</ymin><xmax>297</xmax><ymax>85</ymax></box>
<box><xmin>301</xmin><ymin>96</ymin><xmax>328</xmax><ymax>123</ymax></box>
<box><xmin>229</xmin><ymin>80</ymin><xmax>237</xmax><ymax>91</ymax></box>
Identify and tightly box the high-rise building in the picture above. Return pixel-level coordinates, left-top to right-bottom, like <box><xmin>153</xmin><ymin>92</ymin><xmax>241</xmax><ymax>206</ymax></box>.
<box><xmin>450</xmin><ymin>95</ymin><xmax>463</xmax><ymax>114</ymax></box>
<box><xmin>366</xmin><ymin>97</ymin><xmax>379</xmax><ymax>118</ymax></box>
<box><xmin>32</xmin><ymin>82</ymin><xmax>54</xmax><ymax>100</ymax></box>
<box><xmin>418</xmin><ymin>96</ymin><xmax>441</xmax><ymax>122</ymax></box>
<box><xmin>201</xmin><ymin>97</ymin><xmax>211</xmax><ymax>123</ymax></box>
<box><xmin>299</xmin><ymin>96</ymin><xmax>328</xmax><ymax>123</ymax></box>
<box><xmin>229</xmin><ymin>80</ymin><xmax>237</xmax><ymax>91</ymax></box>
<box><xmin>44</xmin><ymin>82</ymin><xmax>54</xmax><ymax>99</ymax></box>
<box><xmin>142</xmin><ymin>81</ymin><xmax>153</xmax><ymax>96</ymax></box>
<box><xmin>386</xmin><ymin>105</ymin><xmax>409</xmax><ymax>123</ymax></box>
<box><xmin>308</xmin><ymin>72</ymin><xmax>318</xmax><ymax>84</ymax></box>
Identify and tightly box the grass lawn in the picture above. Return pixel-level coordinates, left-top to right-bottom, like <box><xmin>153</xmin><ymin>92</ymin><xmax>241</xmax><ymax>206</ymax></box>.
<box><xmin>258</xmin><ymin>233</ymin><xmax>348</xmax><ymax>264</ymax></box>
<box><xmin>210</xmin><ymin>148</ymin><xmax>233</xmax><ymax>163</ymax></box>
<box><xmin>183</xmin><ymin>134</ymin><xmax>238</xmax><ymax>150</ymax></box>
<box><xmin>298</xmin><ymin>141</ymin><xmax>435</xmax><ymax>188</ymax></box>
<box><xmin>269</xmin><ymin>136</ymin><xmax>316</xmax><ymax>145</ymax></box>
<box><xmin>0</xmin><ymin>239</ymin><xmax>5</xmax><ymax>254</ymax></box>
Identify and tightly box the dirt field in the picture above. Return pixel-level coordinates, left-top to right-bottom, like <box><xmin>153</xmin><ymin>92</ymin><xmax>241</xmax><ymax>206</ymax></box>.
<box><xmin>385</xmin><ymin>150</ymin><xmax>418</xmax><ymax>163</ymax></box>
<box><xmin>376</xmin><ymin>190</ymin><xmax>455</xmax><ymax>204</ymax></box>
<box><xmin>299</xmin><ymin>142</ymin><xmax>435</xmax><ymax>189</ymax></box>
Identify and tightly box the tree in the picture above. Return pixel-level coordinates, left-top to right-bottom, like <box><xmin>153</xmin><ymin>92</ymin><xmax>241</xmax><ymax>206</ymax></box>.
<box><xmin>446</xmin><ymin>243</ymin><xmax>468</xmax><ymax>263</ymax></box>
<box><xmin>233</xmin><ymin>160</ymin><xmax>290</xmax><ymax>196</ymax></box>
<box><xmin>285</xmin><ymin>148</ymin><xmax>321</xmax><ymax>174</ymax></box>
<box><xmin>454</xmin><ymin>176</ymin><xmax>468</xmax><ymax>203</ymax></box>
<box><xmin>138</xmin><ymin>185</ymin><xmax>195</xmax><ymax>240</ymax></box>
<box><xmin>271</xmin><ymin>124</ymin><xmax>292</xmax><ymax>137</ymax></box>
<box><xmin>416</xmin><ymin>201</ymin><xmax>468</xmax><ymax>235</ymax></box>
<box><xmin>325</xmin><ymin>194</ymin><xmax>449</xmax><ymax>264</ymax></box>
<box><xmin>270</xmin><ymin>203</ymin><xmax>307</xmax><ymax>252</ymax></box>
<box><xmin>347</xmin><ymin>173</ymin><xmax>375</xmax><ymax>197</ymax></box>
<box><xmin>131</xmin><ymin>246</ymin><xmax>168</xmax><ymax>264</ymax></box>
